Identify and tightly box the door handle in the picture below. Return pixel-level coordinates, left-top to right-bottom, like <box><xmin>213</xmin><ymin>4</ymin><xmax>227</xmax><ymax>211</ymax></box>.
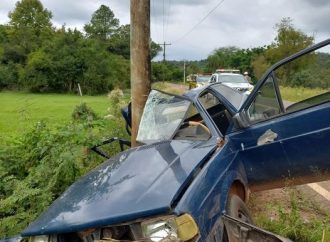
<box><xmin>257</xmin><ymin>129</ymin><xmax>278</xmax><ymax>146</ymax></box>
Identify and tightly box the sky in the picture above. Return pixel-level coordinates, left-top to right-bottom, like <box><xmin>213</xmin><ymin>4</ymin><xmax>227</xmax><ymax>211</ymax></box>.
<box><xmin>0</xmin><ymin>0</ymin><xmax>329</xmax><ymax>60</ymax></box>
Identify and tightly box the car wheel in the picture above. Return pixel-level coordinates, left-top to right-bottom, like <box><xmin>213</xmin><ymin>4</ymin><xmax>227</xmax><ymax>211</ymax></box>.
<box><xmin>226</xmin><ymin>194</ymin><xmax>253</xmax><ymax>224</ymax></box>
<box><xmin>222</xmin><ymin>194</ymin><xmax>253</xmax><ymax>242</ymax></box>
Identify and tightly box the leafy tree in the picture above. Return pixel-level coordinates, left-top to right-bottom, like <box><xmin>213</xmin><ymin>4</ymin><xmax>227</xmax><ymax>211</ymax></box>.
<box><xmin>269</xmin><ymin>18</ymin><xmax>314</xmax><ymax>62</ymax></box>
<box><xmin>151</xmin><ymin>62</ymin><xmax>185</xmax><ymax>82</ymax></box>
<box><xmin>251</xmin><ymin>54</ymin><xmax>270</xmax><ymax>80</ymax></box>
<box><xmin>7</xmin><ymin>0</ymin><xmax>53</xmax><ymax>63</ymax></box>
<box><xmin>8</xmin><ymin>0</ymin><xmax>52</xmax><ymax>31</ymax></box>
<box><xmin>84</xmin><ymin>5</ymin><xmax>119</xmax><ymax>41</ymax></box>
<box><xmin>252</xmin><ymin>18</ymin><xmax>315</xmax><ymax>86</ymax></box>
<box><xmin>0</xmin><ymin>63</ymin><xmax>18</xmax><ymax>90</ymax></box>
<box><xmin>107</xmin><ymin>24</ymin><xmax>130</xmax><ymax>58</ymax></box>
<box><xmin>206</xmin><ymin>46</ymin><xmax>265</xmax><ymax>81</ymax></box>
<box><xmin>108</xmin><ymin>24</ymin><xmax>161</xmax><ymax>60</ymax></box>
<box><xmin>150</xmin><ymin>41</ymin><xmax>162</xmax><ymax>60</ymax></box>
<box><xmin>207</xmin><ymin>46</ymin><xmax>239</xmax><ymax>70</ymax></box>
<box><xmin>21</xmin><ymin>49</ymin><xmax>52</xmax><ymax>92</ymax></box>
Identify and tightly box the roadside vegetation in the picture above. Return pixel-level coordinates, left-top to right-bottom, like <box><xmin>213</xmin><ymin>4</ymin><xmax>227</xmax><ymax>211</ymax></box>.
<box><xmin>1</xmin><ymin>0</ymin><xmax>329</xmax><ymax>239</ymax></box>
<box><xmin>0</xmin><ymin>91</ymin><xmax>129</xmax><ymax>237</ymax></box>
<box><xmin>0</xmin><ymin>92</ymin><xmax>110</xmax><ymax>136</ymax></box>
<box><xmin>249</xmin><ymin>187</ymin><xmax>330</xmax><ymax>242</ymax></box>
<box><xmin>280</xmin><ymin>86</ymin><xmax>327</xmax><ymax>102</ymax></box>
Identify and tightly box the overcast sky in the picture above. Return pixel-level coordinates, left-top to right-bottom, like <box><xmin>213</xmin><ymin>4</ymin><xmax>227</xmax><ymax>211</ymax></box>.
<box><xmin>0</xmin><ymin>0</ymin><xmax>329</xmax><ymax>60</ymax></box>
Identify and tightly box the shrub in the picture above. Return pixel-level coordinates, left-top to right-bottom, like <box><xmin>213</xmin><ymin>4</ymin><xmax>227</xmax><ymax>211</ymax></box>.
<box><xmin>0</xmin><ymin>113</ymin><xmax>127</xmax><ymax>237</ymax></box>
<box><xmin>71</xmin><ymin>102</ymin><xmax>97</xmax><ymax>122</ymax></box>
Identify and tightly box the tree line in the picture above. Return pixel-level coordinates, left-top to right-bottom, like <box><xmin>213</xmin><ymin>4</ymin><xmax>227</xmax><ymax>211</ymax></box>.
<box><xmin>0</xmin><ymin>0</ymin><xmax>161</xmax><ymax>94</ymax></box>
<box><xmin>0</xmin><ymin>1</ymin><xmax>328</xmax><ymax>94</ymax></box>
<box><xmin>158</xmin><ymin>18</ymin><xmax>329</xmax><ymax>88</ymax></box>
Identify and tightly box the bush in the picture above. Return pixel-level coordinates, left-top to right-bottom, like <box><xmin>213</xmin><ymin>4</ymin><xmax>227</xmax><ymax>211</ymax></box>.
<box><xmin>107</xmin><ymin>88</ymin><xmax>125</xmax><ymax>118</ymax></box>
<box><xmin>0</xmin><ymin>112</ymin><xmax>127</xmax><ymax>237</ymax></box>
<box><xmin>71</xmin><ymin>102</ymin><xmax>97</xmax><ymax>122</ymax></box>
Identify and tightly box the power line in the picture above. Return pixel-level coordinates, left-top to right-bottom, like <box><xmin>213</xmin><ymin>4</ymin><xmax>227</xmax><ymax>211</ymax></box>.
<box><xmin>164</xmin><ymin>0</ymin><xmax>172</xmax><ymax>41</ymax></box>
<box><xmin>171</xmin><ymin>0</ymin><xmax>225</xmax><ymax>44</ymax></box>
<box><xmin>162</xmin><ymin>0</ymin><xmax>165</xmax><ymax>42</ymax></box>
<box><xmin>151</xmin><ymin>0</ymin><xmax>161</xmax><ymax>39</ymax></box>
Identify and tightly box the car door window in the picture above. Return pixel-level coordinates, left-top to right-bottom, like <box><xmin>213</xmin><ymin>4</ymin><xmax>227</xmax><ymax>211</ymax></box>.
<box><xmin>247</xmin><ymin>75</ymin><xmax>281</xmax><ymax>122</ymax></box>
<box><xmin>274</xmin><ymin>44</ymin><xmax>330</xmax><ymax>113</ymax></box>
<box><xmin>199</xmin><ymin>92</ymin><xmax>231</xmax><ymax>135</ymax></box>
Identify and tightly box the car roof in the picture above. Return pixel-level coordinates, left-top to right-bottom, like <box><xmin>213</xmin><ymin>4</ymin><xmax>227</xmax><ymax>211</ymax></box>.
<box><xmin>213</xmin><ymin>73</ymin><xmax>243</xmax><ymax>76</ymax></box>
<box><xmin>183</xmin><ymin>83</ymin><xmax>246</xmax><ymax>113</ymax></box>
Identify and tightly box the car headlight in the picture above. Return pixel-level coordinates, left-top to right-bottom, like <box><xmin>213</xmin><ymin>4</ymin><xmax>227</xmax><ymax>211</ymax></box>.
<box><xmin>196</xmin><ymin>83</ymin><xmax>203</xmax><ymax>88</ymax></box>
<box><xmin>28</xmin><ymin>235</ymin><xmax>49</xmax><ymax>242</ymax></box>
<box><xmin>142</xmin><ymin>214</ymin><xmax>199</xmax><ymax>242</ymax></box>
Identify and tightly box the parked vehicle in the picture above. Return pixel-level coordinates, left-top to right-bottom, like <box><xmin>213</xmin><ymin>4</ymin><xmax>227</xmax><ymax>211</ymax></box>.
<box><xmin>187</xmin><ymin>74</ymin><xmax>212</xmax><ymax>89</ymax></box>
<box><xmin>209</xmin><ymin>71</ymin><xmax>254</xmax><ymax>94</ymax></box>
<box><xmin>13</xmin><ymin>39</ymin><xmax>330</xmax><ymax>242</ymax></box>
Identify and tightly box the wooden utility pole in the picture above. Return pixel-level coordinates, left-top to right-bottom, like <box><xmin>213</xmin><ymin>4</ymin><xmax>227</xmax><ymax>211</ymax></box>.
<box><xmin>130</xmin><ymin>0</ymin><xmax>151</xmax><ymax>146</ymax></box>
<box><xmin>161</xmin><ymin>42</ymin><xmax>171</xmax><ymax>82</ymax></box>
<box><xmin>183</xmin><ymin>61</ymin><xmax>186</xmax><ymax>84</ymax></box>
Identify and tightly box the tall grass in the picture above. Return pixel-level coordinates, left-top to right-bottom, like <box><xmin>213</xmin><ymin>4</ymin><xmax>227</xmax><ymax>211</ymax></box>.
<box><xmin>280</xmin><ymin>86</ymin><xmax>327</xmax><ymax>102</ymax></box>
<box><xmin>249</xmin><ymin>188</ymin><xmax>330</xmax><ymax>242</ymax></box>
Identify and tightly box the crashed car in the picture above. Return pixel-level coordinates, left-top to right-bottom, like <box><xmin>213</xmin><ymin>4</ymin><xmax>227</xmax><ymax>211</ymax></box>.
<box><xmin>15</xmin><ymin>39</ymin><xmax>329</xmax><ymax>241</ymax></box>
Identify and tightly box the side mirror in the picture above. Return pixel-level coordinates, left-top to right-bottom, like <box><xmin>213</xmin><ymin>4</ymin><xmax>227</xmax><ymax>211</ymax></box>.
<box><xmin>233</xmin><ymin>112</ymin><xmax>249</xmax><ymax>129</ymax></box>
<box><xmin>121</xmin><ymin>102</ymin><xmax>132</xmax><ymax>135</ymax></box>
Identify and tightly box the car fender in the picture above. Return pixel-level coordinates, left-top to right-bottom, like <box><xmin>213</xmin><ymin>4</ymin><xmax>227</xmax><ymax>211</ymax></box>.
<box><xmin>173</xmin><ymin>145</ymin><xmax>249</xmax><ymax>240</ymax></box>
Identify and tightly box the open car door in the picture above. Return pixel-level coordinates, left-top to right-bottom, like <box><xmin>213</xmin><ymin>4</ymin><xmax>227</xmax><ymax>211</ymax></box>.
<box><xmin>233</xmin><ymin>39</ymin><xmax>330</xmax><ymax>191</ymax></box>
<box><xmin>223</xmin><ymin>215</ymin><xmax>292</xmax><ymax>242</ymax></box>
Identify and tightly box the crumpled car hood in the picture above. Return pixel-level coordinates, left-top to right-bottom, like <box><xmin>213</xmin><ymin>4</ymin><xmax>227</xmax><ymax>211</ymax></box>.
<box><xmin>22</xmin><ymin>139</ymin><xmax>216</xmax><ymax>236</ymax></box>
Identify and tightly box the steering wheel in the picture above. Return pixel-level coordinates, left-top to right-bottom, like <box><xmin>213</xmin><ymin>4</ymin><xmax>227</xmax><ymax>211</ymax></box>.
<box><xmin>183</xmin><ymin>121</ymin><xmax>211</xmax><ymax>136</ymax></box>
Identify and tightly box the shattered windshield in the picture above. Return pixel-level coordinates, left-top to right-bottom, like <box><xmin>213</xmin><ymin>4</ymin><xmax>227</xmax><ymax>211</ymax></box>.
<box><xmin>137</xmin><ymin>90</ymin><xmax>191</xmax><ymax>143</ymax></box>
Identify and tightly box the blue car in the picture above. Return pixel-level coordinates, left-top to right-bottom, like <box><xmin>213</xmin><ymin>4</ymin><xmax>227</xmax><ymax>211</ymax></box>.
<box><xmin>15</xmin><ymin>39</ymin><xmax>329</xmax><ymax>241</ymax></box>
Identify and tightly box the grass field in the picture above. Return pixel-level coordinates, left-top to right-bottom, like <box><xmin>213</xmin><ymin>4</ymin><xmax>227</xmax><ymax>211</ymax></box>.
<box><xmin>280</xmin><ymin>86</ymin><xmax>327</xmax><ymax>102</ymax></box>
<box><xmin>0</xmin><ymin>91</ymin><xmax>110</xmax><ymax>136</ymax></box>
<box><xmin>0</xmin><ymin>85</ymin><xmax>325</xmax><ymax>136</ymax></box>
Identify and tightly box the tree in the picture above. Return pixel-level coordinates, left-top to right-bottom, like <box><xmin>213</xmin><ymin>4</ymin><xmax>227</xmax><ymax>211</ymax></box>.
<box><xmin>107</xmin><ymin>24</ymin><xmax>130</xmax><ymax>58</ymax></box>
<box><xmin>108</xmin><ymin>24</ymin><xmax>161</xmax><ymax>60</ymax></box>
<box><xmin>269</xmin><ymin>18</ymin><xmax>314</xmax><ymax>62</ymax></box>
<box><xmin>150</xmin><ymin>41</ymin><xmax>162</xmax><ymax>60</ymax></box>
<box><xmin>8</xmin><ymin>0</ymin><xmax>52</xmax><ymax>34</ymax></box>
<box><xmin>252</xmin><ymin>18</ymin><xmax>315</xmax><ymax>85</ymax></box>
<box><xmin>6</xmin><ymin>0</ymin><xmax>53</xmax><ymax>65</ymax></box>
<box><xmin>206</xmin><ymin>46</ymin><xmax>265</xmax><ymax>81</ymax></box>
<box><xmin>84</xmin><ymin>5</ymin><xmax>119</xmax><ymax>41</ymax></box>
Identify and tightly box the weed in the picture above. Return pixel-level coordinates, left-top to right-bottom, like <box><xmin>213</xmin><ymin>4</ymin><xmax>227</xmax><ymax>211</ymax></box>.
<box><xmin>250</xmin><ymin>187</ymin><xmax>330</xmax><ymax>242</ymax></box>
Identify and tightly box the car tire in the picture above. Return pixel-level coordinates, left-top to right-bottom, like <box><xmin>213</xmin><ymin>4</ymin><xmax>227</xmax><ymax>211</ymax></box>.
<box><xmin>222</xmin><ymin>194</ymin><xmax>253</xmax><ymax>242</ymax></box>
<box><xmin>226</xmin><ymin>194</ymin><xmax>253</xmax><ymax>224</ymax></box>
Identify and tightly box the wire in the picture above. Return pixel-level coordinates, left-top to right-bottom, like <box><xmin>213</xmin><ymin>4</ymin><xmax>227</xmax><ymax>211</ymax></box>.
<box><xmin>164</xmin><ymin>0</ymin><xmax>172</xmax><ymax>41</ymax></box>
<box><xmin>162</xmin><ymin>0</ymin><xmax>165</xmax><ymax>42</ymax></box>
<box><xmin>151</xmin><ymin>0</ymin><xmax>161</xmax><ymax>40</ymax></box>
<box><xmin>171</xmin><ymin>0</ymin><xmax>225</xmax><ymax>44</ymax></box>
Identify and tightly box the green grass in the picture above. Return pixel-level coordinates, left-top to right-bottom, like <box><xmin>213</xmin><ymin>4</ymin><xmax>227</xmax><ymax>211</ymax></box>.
<box><xmin>249</xmin><ymin>188</ymin><xmax>330</xmax><ymax>242</ymax></box>
<box><xmin>152</xmin><ymin>82</ymin><xmax>188</xmax><ymax>95</ymax></box>
<box><xmin>0</xmin><ymin>86</ymin><xmax>326</xmax><ymax>136</ymax></box>
<box><xmin>280</xmin><ymin>86</ymin><xmax>327</xmax><ymax>102</ymax></box>
<box><xmin>0</xmin><ymin>91</ymin><xmax>110</xmax><ymax>136</ymax></box>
